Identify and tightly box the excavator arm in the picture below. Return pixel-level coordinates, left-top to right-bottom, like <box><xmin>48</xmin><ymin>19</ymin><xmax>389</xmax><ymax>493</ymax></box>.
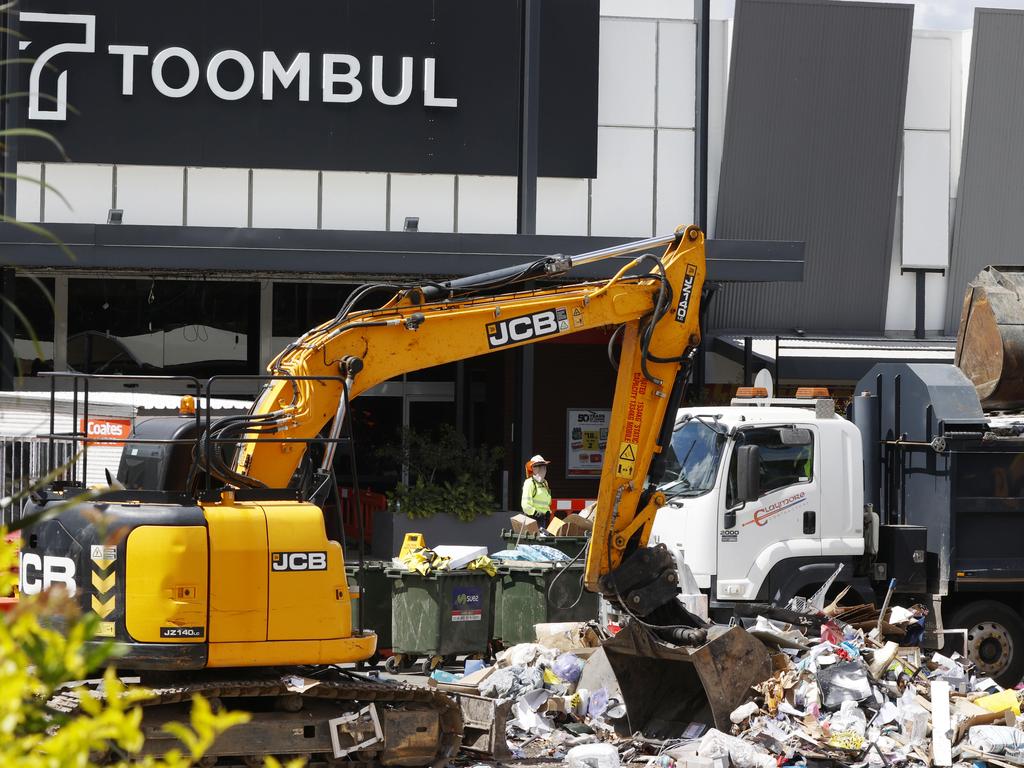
<box><xmin>226</xmin><ymin>227</ymin><xmax>706</xmax><ymax>600</ymax></box>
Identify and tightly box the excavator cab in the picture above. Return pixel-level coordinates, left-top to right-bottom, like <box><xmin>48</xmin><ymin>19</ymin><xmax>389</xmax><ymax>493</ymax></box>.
<box><xmin>956</xmin><ymin>266</ymin><xmax>1024</xmax><ymax>409</ymax></box>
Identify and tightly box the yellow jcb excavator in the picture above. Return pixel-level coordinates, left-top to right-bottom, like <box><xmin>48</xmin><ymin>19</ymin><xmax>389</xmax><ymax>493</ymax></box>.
<box><xmin>19</xmin><ymin>225</ymin><xmax>769</xmax><ymax>764</ymax></box>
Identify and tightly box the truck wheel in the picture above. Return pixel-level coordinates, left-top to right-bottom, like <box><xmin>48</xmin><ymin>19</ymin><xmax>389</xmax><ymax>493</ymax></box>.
<box><xmin>951</xmin><ymin>601</ymin><xmax>1024</xmax><ymax>687</ymax></box>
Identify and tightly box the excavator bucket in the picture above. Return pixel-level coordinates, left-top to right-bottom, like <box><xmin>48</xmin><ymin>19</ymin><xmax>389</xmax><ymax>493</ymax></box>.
<box><xmin>956</xmin><ymin>266</ymin><xmax>1024</xmax><ymax>409</ymax></box>
<box><xmin>602</xmin><ymin>622</ymin><xmax>772</xmax><ymax>738</ymax></box>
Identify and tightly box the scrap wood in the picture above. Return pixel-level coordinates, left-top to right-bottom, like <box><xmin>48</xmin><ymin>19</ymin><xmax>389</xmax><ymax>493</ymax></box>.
<box><xmin>961</xmin><ymin>745</ymin><xmax>1024</xmax><ymax>768</ymax></box>
<box><xmin>930</xmin><ymin>680</ymin><xmax>953</xmax><ymax>767</ymax></box>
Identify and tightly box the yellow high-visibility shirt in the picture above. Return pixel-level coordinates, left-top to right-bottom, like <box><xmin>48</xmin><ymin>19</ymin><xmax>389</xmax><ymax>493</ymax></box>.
<box><xmin>521</xmin><ymin>477</ymin><xmax>552</xmax><ymax>518</ymax></box>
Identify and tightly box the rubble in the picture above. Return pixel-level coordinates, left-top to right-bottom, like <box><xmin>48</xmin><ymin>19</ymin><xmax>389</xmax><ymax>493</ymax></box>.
<box><xmin>435</xmin><ymin>597</ymin><xmax>1024</xmax><ymax>768</ymax></box>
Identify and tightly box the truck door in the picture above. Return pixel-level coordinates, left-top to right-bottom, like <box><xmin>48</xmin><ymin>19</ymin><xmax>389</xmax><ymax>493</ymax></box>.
<box><xmin>716</xmin><ymin>425</ymin><xmax>821</xmax><ymax>600</ymax></box>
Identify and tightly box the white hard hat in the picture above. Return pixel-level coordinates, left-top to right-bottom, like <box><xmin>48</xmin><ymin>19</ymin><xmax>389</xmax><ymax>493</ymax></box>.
<box><xmin>530</xmin><ymin>454</ymin><xmax>550</xmax><ymax>465</ymax></box>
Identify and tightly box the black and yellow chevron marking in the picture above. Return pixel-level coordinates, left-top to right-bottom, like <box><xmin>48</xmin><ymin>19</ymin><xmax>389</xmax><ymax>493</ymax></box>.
<box><xmin>91</xmin><ymin>559</ymin><xmax>116</xmax><ymax>620</ymax></box>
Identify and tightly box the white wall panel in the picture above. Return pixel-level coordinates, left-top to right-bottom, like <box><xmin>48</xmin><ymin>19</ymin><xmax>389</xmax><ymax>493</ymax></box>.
<box><xmin>389</xmin><ymin>174</ymin><xmax>455</xmax><ymax>233</ymax></box>
<box><xmin>457</xmin><ymin>175</ymin><xmax>516</xmax><ymax>234</ymax></box>
<box><xmin>657</xmin><ymin>22</ymin><xmax>696</xmax><ymax>128</ymax></box>
<box><xmin>591</xmin><ymin>127</ymin><xmax>654</xmax><ymax>237</ymax></box>
<box><xmin>536</xmin><ymin>177</ymin><xmax>588</xmax><ymax>236</ymax></box>
<box><xmin>706</xmin><ymin>19</ymin><xmax>730</xmax><ymax>236</ymax></box>
<box><xmin>44</xmin><ymin>163</ymin><xmax>113</xmax><ymax>224</ymax></box>
<box><xmin>601</xmin><ymin>0</ymin><xmax>694</xmax><ymax>19</ymax></box>
<box><xmin>116</xmin><ymin>165</ymin><xmax>184</xmax><ymax>226</ymax></box>
<box><xmin>16</xmin><ymin>163</ymin><xmax>41</xmax><ymax>222</ymax></box>
<box><xmin>906</xmin><ymin>35</ymin><xmax>951</xmax><ymax>131</ymax></box>
<box><xmin>252</xmin><ymin>169</ymin><xmax>318</xmax><ymax>229</ymax></box>
<box><xmin>186</xmin><ymin>167</ymin><xmax>249</xmax><ymax>227</ymax></box>
<box><xmin>598</xmin><ymin>19</ymin><xmax>657</xmax><ymax>127</ymax></box>
<box><xmin>902</xmin><ymin>130</ymin><xmax>950</xmax><ymax>268</ymax></box>
<box><xmin>885</xmin><ymin>219</ymin><xmax>914</xmax><ymax>331</ymax></box>
<box><xmin>321</xmin><ymin>172</ymin><xmax>387</xmax><ymax>231</ymax></box>
<box><xmin>656</xmin><ymin>129</ymin><xmax>695</xmax><ymax>233</ymax></box>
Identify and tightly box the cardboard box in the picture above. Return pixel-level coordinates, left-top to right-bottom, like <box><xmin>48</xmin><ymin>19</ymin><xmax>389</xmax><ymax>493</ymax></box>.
<box><xmin>510</xmin><ymin>514</ymin><xmax>539</xmax><ymax>535</ymax></box>
<box><xmin>547</xmin><ymin>513</ymin><xmax>593</xmax><ymax>537</ymax></box>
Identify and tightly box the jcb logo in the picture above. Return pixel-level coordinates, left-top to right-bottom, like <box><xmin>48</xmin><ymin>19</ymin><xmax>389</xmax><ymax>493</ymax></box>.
<box><xmin>20</xmin><ymin>553</ymin><xmax>77</xmax><ymax>596</ymax></box>
<box><xmin>486</xmin><ymin>308</ymin><xmax>568</xmax><ymax>348</ymax></box>
<box><xmin>674</xmin><ymin>264</ymin><xmax>699</xmax><ymax>323</ymax></box>
<box><xmin>271</xmin><ymin>551</ymin><xmax>327</xmax><ymax>572</ymax></box>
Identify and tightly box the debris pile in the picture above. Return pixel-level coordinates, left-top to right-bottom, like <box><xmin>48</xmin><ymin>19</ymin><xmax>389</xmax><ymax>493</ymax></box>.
<box><xmin>440</xmin><ymin>602</ymin><xmax>1024</xmax><ymax>768</ymax></box>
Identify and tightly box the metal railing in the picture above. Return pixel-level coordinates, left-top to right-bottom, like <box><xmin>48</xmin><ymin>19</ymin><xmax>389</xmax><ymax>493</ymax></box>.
<box><xmin>0</xmin><ymin>436</ymin><xmax>76</xmax><ymax>527</ymax></box>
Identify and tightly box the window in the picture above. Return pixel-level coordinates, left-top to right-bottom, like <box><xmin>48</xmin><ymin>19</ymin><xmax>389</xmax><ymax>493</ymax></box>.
<box><xmin>727</xmin><ymin>426</ymin><xmax>813</xmax><ymax>506</ymax></box>
<box><xmin>13</xmin><ymin>277</ymin><xmax>55</xmax><ymax>376</ymax></box>
<box><xmin>659</xmin><ymin>418</ymin><xmax>726</xmax><ymax>497</ymax></box>
<box><xmin>68</xmin><ymin>278</ymin><xmax>259</xmax><ymax>378</ymax></box>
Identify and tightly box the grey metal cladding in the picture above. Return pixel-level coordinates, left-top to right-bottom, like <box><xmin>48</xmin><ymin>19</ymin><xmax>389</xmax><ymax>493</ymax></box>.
<box><xmin>946</xmin><ymin>9</ymin><xmax>1024</xmax><ymax>334</ymax></box>
<box><xmin>712</xmin><ymin>0</ymin><xmax>913</xmax><ymax>332</ymax></box>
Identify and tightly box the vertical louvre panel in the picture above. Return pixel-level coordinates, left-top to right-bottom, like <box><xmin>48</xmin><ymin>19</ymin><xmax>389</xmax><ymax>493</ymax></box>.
<box><xmin>712</xmin><ymin>0</ymin><xmax>912</xmax><ymax>332</ymax></box>
<box><xmin>946</xmin><ymin>10</ymin><xmax>1024</xmax><ymax>333</ymax></box>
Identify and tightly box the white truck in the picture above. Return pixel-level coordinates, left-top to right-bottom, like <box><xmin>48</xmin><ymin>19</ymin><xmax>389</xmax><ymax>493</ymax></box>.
<box><xmin>650</xmin><ymin>362</ymin><xmax>1024</xmax><ymax>687</ymax></box>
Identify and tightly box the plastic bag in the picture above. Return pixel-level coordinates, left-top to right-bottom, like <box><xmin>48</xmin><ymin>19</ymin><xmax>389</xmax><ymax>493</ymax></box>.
<box><xmin>968</xmin><ymin>726</ymin><xmax>1024</xmax><ymax>754</ymax></box>
<box><xmin>697</xmin><ymin>729</ymin><xmax>775</xmax><ymax>768</ymax></box>
<box><xmin>553</xmin><ymin>652</ymin><xmax>586</xmax><ymax>683</ymax></box>
<box><xmin>828</xmin><ymin>700</ymin><xmax>867</xmax><ymax>738</ymax></box>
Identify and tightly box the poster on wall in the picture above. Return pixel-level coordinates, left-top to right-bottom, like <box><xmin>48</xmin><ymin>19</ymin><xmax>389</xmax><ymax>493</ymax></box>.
<box><xmin>566</xmin><ymin>408</ymin><xmax>610</xmax><ymax>478</ymax></box>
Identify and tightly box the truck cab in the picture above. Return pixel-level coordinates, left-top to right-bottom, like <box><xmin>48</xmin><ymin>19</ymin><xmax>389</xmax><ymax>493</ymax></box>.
<box><xmin>649</xmin><ymin>392</ymin><xmax>865</xmax><ymax>612</ymax></box>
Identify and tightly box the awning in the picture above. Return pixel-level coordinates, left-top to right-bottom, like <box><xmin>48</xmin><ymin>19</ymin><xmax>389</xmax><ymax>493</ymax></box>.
<box><xmin>712</xmin><ymin>334</ymin><xmax>956</xmax><ymax>382</ymax></box>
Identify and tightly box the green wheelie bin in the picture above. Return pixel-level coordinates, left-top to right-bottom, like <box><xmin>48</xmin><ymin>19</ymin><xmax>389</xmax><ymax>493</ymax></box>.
<box><xmin>385</xmin><ymin>568</ymin><xmax>494</xmax><ymax>674</ymax></box>
<box><xmin>345</xmin><ymin>560</ymin><xmax>392</xmax><ymax>665</ymax></box>
<box><xmin>493</xmin><ymin>561</ymin><xmax>600</xmax><ymax>647</ymax></box>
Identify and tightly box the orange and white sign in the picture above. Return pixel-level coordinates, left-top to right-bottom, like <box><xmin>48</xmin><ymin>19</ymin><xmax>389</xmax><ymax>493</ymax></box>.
<box><xmin>79</xmin><ymin>418</ymin><xmax>132</xmax><ymax>447</ymax></box>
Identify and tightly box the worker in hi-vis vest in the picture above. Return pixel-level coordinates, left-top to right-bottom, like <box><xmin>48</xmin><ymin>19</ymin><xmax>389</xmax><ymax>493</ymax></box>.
<box><xmin>521</xmin><ymin>454</ymin><xmax>553</xmax><ymax>523</ymax></box>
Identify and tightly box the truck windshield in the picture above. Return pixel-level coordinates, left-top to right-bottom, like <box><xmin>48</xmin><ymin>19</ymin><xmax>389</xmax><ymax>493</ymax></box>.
<box><xmin>659</xmin><ymin>418</ymin><xmax>726</xmax><ymax>497</ymax></box>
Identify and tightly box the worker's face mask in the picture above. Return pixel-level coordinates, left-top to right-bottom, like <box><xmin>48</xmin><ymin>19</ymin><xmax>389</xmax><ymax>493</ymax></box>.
<box><xmin>533</xmin><ymin>464</ymin><xmax>547</xmax><ymax>480</ymax></box>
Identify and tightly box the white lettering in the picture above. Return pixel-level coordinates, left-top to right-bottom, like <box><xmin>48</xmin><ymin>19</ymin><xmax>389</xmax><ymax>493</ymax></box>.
<box><xmin>508</xmin><ymin>316</ymin><xmax>534</xmax><ymax>342</ymax></box>
<box><xmin>152</xmin><ymin>47</ymin><xmax>200</xmax><ymax>98</ymax></box>
<box><xmin>533</xmin><ymin>311</ymin><xmax>557</xmax><ymax>336</ymax></box>
<box><xmin>262</xmin><ymin>51</ymin><xmax>310</xmax><ymax>102</ymax></box>
<box><xmin>207</xmin><ymin>49</ymin><xmax>255</xmax><ymax>101</ymax></box>
<box><xmin>322</xmin><ymin>53</ymin><xmax>361</xmax><ymax>103</ymax></box>
<box><xmin>371</xmin><ymin>55</ymin><xmax>413</xmax><ymax>106</ymax></box>
<box><xmin>20</xmin><ymin>552</ymin><xmax>77</xmax><ymax>596</ymax></box>
<box><xmin>309</xmin><ymin>552</ymin><xmax>327</xmax><ymax>569</ymax></box>
<box><xmin>423</xmin><ymin>57</ymin><xmax>457</xmax><ymax>108</ymax></box>
<box><xmin>108</xmin><ymin>44</ymin><xmax>149</xmax><ymax>96</ymax></box>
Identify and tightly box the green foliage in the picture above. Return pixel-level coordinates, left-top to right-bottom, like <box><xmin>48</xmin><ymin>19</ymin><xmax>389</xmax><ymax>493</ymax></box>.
<box><xmin>379</xmin><ymin>424</ymin><xmax>503</xmax><ymax>522</ymax></box>
<box><xmin>0</xmin><ymin>532</ymin><xmax>302</xmax><ymax>768</ymax></box>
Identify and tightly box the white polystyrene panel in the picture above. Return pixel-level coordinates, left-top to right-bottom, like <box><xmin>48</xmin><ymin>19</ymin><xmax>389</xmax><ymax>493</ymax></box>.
<box><xmin>656</xmin><ymin>129</ymin><xmax>695</xmax><ymax>233</ymax></box>
<box><xmin>598</xmin><ymin>19</ymin><xmax>657</xmax><ymax>127</ymax></box>
<box><xmin>389</xmin><ymin>174</ymin><xmax>455</xmax><ymax>233</ymax></box>
<box><xmin>252</xmin><ymin>169</ymin><xmax>318</xmax><ymax>229</ymax></box>
<box><xmin>600</xmin><ymin>0</ymin><xmax>694</xmax><ymax>20</ymax></box>
<box><xmin>116</xmin><ymin>165</ymin><xmax>184</xmax><ymax>226</ymax></box>
<box><xmin>902</xmin><ymin>130</ymin><xmax>950</xmax><ymax>268</ymax></box>
<box><xmin>906</xmin><ymin>35</ymin><xmax>951</xmax><ymax>131</ymax></box>
<box><xmin>537</xmin><ymin>177</ymin><xmax>589</xmax><ymax>236</ymax></box>
<box><xmin>457</xmin><ymin>176</ymin><xmax>516</xmax><ymax>234</ymax></box>
<box><xmin>658</xmin><ymin>22</ymin><xmax>696</xmax><ymax>128</ymax></box>
<box><xmin>186</xmin><ymin>167</ymin><xmax>249</xmax><ymax>227</ymax></box>
<box><xmin>591</xmin><ymin>127</ymin><xmax>654</xmax><ymax>237</ymax></box>
<box><xmin>321</xmin><ymin>172</ymin><xmax>387</xmax><ymax>231</ymax></box>
<box><xmin>16</xmin><ymin>163</ymin><xmax>41</xmax><ymax>222</ymax></box>
<box><xmin>44</xmin><ymin>164</ymin><xmax>113</xmax><ymax>224</ymax></box>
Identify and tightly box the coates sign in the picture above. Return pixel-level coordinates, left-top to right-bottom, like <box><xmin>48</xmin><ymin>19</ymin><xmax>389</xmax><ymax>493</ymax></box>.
<box><xmin>14</xmin><ymin>0</ymin><xmax>599</xmax><ymax>176</ymax></box>
<box><xmin>79</xmin><ymin>418</ymin><xmax>132</xmax><ymax>446</ymax></box>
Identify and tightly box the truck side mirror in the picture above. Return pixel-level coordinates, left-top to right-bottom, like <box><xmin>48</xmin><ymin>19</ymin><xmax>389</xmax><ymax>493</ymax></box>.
<box><xmin>736</xmin><ymin>444</ymin><xmax>761</xmax><ymax>504</ymax></box>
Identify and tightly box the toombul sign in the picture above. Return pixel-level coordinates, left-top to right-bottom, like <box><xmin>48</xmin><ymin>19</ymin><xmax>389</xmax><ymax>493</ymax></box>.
<box><xmin>14</xmin><ymin>0</ymin><xmax>599</xmax><ymax>176</ymax></box>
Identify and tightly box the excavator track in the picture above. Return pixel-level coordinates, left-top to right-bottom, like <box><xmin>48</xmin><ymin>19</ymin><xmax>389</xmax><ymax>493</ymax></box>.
<box><xmin>48</xmin><ymin>670</ymin><xmax>463</xmax><ymax>767</ymax></box>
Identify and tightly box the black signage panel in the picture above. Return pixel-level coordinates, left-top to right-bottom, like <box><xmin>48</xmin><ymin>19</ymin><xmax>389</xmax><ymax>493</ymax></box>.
<box><xmin>15</xmin><ymin>0</ymin><xmax>598</xmax><ymax>177</ymax></box>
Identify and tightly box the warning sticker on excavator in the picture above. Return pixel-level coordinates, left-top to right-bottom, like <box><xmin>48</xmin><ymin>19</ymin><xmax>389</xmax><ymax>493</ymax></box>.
<box><xmin>616</xmin><ymin>442</ymin><xmax>637</xmax><ymax>478</ymax></box>
<box><xmin>572</xmin><ymin>307</ymin><xmax>585</xmax><ymax>328</ymax></box>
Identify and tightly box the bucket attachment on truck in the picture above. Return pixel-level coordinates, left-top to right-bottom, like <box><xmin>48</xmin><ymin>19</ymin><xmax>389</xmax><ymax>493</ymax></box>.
<box><xmin>602</xmin><ymin>621</ymin><xmax>772</xmax><ymax>739</ymax></box>
<box><xmin>956</xmin><ymin>266</ymin><xmax>1024</xmax><ymax>409</ymax></box>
